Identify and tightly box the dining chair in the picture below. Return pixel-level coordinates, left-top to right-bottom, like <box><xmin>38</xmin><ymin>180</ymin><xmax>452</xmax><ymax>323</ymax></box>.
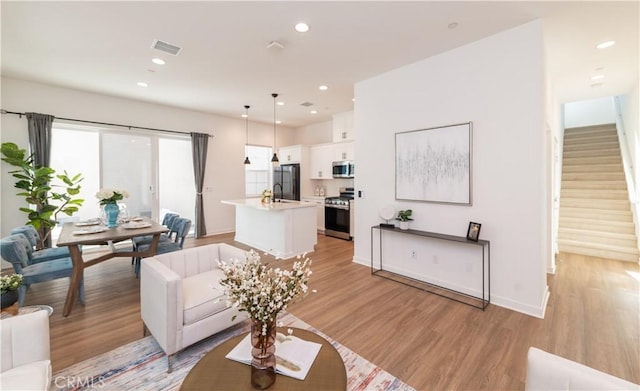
<box><xmin>0</xmin><ymin>234</ymin><xmax>85</xmax><ymax>307</ymax></box>
<box><xmin>130</xmin><ymin>213</ymin><xmax>179</xmax><ymax>268</ymax></box>
<box><xmin>10</xmin><ymin>225</ymin><xmax>75</xmax><ymax>264</ymax></box>
<box><xmin>134</xmin><ymin>217</ymin><xmax>192</xmax><ymax>278</ymax></box>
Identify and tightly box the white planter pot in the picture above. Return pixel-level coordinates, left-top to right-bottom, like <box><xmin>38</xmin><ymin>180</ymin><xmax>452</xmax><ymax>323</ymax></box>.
<box><xmin>399</xmin><ymin>221</ymin><xmax>410</xmax><ymax>230</ymax></box>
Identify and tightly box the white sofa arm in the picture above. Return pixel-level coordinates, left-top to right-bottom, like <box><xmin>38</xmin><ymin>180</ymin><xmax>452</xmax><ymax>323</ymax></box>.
<box><xmin>525</xmin><ymin>347</ymin><xmax>638</xmax><ymax>391</ymax></box>
<box><xmin>141</xmin><ymin>257</ymin><xmax>183</xmax><ymax>356</ymax></box>
<box><xmin>1</xmin><ymin>310</ymin><xmax>50</xmax><ymax>371</ymax></box>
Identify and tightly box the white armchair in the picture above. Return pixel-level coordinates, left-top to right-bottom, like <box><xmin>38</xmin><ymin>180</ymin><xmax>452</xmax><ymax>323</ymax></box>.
<box><xmin>525</xmin><ymin>347</ymin><xmax>638</xmax><ymax>390</ymax></box>
<box><xmin>140</xmin><ymin>243</ymin><xmax>249</xmax><ymax>372</ymax></box>
<box><xmin>1</xmin><ymin>310</ymin><xmax>51</xmax><ymax>391</ymax></box>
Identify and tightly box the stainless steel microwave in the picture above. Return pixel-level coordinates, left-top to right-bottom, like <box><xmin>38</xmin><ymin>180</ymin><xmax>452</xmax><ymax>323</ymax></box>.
<box><xmin>332</xmin><ymin>160</ymin><xmax>354</xmax><ymax>178</ymax></box>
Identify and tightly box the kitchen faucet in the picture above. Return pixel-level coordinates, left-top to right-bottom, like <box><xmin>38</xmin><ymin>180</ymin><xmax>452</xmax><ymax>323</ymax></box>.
<box><xmin>273</xmin><ymin>183</ymin><xmax>284</xmax><ymax>202</ymax></box>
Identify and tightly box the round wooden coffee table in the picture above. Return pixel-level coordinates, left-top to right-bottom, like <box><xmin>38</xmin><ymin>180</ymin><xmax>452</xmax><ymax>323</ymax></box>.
<box><xmin>180</xmin><ymin>327</ymin><xmax>347</xmax><ymax>390</ymax></box>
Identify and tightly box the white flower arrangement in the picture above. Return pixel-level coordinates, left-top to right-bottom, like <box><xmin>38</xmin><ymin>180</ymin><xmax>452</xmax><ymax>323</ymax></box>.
<box><xmin>1</xmin><ymin>274</ymin><xmax>23</xmax><ymax>294</ymax></box>
<box><xmin>95</xmin><ymin>188</ymin><xmax>129</xmax><ymax>205</ymax></box>
<box><xmin>218</xmin><ymin>250</ymin><xmax>312</xmax><ymax>333</ymax></box>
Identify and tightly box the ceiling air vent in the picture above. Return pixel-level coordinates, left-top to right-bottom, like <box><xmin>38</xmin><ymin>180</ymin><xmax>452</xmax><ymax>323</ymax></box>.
<box><xmin>300</xmin><ymin>102</ymin><xmax>314</xmax><ymax>107</ymax></box>
<box><xmin>151</xmin><ymin>39</ymin><xmax>182</xmax><ymax>56</ymax></box>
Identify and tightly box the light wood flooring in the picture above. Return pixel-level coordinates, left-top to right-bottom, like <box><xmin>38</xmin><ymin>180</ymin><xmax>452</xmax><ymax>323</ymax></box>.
<box><xmin>18</xmin><ymin>233</ymin><xmax>640</xmax><ymax>390</ymax></box>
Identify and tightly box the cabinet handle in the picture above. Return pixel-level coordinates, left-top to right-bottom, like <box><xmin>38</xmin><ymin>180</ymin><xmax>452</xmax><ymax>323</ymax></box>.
<box><xmin>342</xmin><ymin>131</ymin><xmax>347</xmax><ymax>139</ymax></box>
<box><xmin>342</xmin><ymin>152</ymin><xmax>347</xmax><ymax>160</ymax></box>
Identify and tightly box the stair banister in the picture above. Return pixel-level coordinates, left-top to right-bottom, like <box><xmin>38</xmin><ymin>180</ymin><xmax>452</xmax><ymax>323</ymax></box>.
<box><xmin>613</xmin><ymin>95</ymin><xmax>640</xmax><ymax>253</ymax></box>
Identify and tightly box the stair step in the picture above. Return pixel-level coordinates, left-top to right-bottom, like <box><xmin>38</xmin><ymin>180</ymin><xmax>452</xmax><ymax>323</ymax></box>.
<box><xmin>563</xmin><ymin>134</ymin><xmax>619</xmax><ymax>146</ymax></box>
<box><xmin>562</xmin><ymin>172</ymin><xmax>625</xmax><ymax>181</ymax></box>
<box><xmin>560</xmin><ymin>189</ymin><xmax>628</xmax><ymax>200</ymax></box>
<box><xmin>561</xmin><ymin>163</ymin><xmax>622</xmax><ymax>173</ymax></box>
<box><xmin>561</xmin><ymin>180</ymin><xmax>627</xmax><ymax>190</ymax></box>
<box><xmin>560</xmin><ymin>198</ymin><xmax>630</xmax><ymax>210</ymax></box>
<box><xmin>558</xmin><ymin>228</ymin><xmax>638</xmax><ymax>248</ymax></box>
<box><xmin>558</xmin><ymin>217</ymin><xmax>636</xmax><ymax>234</ymax></box>
<box><xmin>562</xmin><ymin>148</ymin><xmax>621</xmax><ymax>159</ymax></box>
<box><xmin>564</xmin><ymin>124</ymin><xmax>617</xmax><ymax>135</ymax></box>
<box><xmin>562</xmin><ymin>155</ymin><xmax>621</xmax><ymax>166</ymax></box>
<box><xmin>557</xmin><ymin>242</ymin><xmax>639</xmax><ymax>262</ymax></box>
<box><xmin>559</xmin><ymin>207</ymin><xmax>631</xmax><ymax>220</ymax></box>
<box><xmin>563</xmin><ymin>141</ymin><xmax>620</xmax><ymax>152</ymax></box>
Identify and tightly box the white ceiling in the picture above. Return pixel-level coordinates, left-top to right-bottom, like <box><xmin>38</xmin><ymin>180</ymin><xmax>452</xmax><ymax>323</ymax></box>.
<box><xmin>1</xmin><ymin>1</ymin><xmax>637</xmax><ymax>128</ymax></box>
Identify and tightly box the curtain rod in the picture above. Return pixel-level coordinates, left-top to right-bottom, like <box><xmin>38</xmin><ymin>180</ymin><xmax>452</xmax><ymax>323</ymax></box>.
<box><xmin>0</xmin><ymin>109</ymin><xmax>212</xmax><ymax>137</ymax></box>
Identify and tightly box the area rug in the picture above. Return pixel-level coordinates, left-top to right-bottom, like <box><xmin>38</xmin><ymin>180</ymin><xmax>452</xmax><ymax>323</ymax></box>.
<box><xmin>52</xmin><ymin>312</ymin><xmax>415</xmax><ymax>391</ymax></box>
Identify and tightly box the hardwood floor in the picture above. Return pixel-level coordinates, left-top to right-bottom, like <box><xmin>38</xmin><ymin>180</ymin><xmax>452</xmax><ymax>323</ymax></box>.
<box><xmin>20</xmin><ymin>233</ymin><xmax>639</xmax><ymax>390</ymax></box>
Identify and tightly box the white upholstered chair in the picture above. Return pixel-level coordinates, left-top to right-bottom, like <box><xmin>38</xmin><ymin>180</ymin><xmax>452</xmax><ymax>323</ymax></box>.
<box><xmin>140</xmin><ymin>243</ymin><xmax>250</xmax><ymax>372</ymax></box>
<box><xmin>1</xmin><ymin>310</ymin><xmax>52</xmax><ymax>391</ymax></box>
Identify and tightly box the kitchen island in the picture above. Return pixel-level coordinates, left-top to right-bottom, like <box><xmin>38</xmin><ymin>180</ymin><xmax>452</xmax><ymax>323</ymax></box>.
<box><xmin>221</xmin><ymin>199</ymin><xmax>317</xmax><ymax>259</ymax></box>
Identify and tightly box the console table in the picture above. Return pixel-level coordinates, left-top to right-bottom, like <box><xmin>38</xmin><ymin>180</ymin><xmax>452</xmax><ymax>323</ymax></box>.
<box><xmin>370</xmin><ymin>225</ymin><xmax>490</xmax><ymax>310</ymax></box>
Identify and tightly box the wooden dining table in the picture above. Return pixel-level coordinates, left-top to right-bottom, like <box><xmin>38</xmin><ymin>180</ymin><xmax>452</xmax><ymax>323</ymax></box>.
<box><xmin>56</xmin><ymin>218</ymin><xmax>168</xmax><ymax>316</ymax></box>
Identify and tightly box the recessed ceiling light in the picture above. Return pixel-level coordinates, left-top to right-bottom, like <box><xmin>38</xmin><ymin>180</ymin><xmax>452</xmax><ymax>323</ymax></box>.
<box><xmin>596</xmin><ymin>40</ymin><xmax>616</xmax><ymax>49</ymax></box>
<box><xmin>241</xmin><ymin>114</ymin><xmax>248</xmax><ymax>118</ymax></box>
<box><xmin>352</xmin><ymin>98</ymin><xmax>356</xmax><ymax>102</ymax></box>
<box><xmin>295</xmin><ymin>23</ymin><xmax>309</xmax><ymax>33</ymax></box>
<box><xmin>448</xmin><ymin>22</ymin><xmax>459</xmax><ymax>29</ymax></box>
<box><xmin>591</xmin><ymin>83</ymin><xmax>604</xmax><ymax>88</ymax></box>
<box><xmin>276</xmin><ymin>120</ymin><xmax>282</xmax><ymax>124</ymax></box>
<box><xmin>319</xmin><ymin>85</ymin><xmax>328</xmax><ymax>91</ymax></box>
<box><xmin>152</xmin><ymin>58</ymin><xmax>165</xmax><ymax>65</ymax></box>
<box><xmin>277</xmin><ymin>101</ymin><xmax>285</xmax><ymax>106</ymax></box>
<box><xmin>137</xmin><ymin>82</ymin><xmax>148</xmax><ymax>87</ymax></box>
<box><xmin>591</xmin><ymin>74</ymin><xmax>605</xmax><ymax>81</ymax></box>
<box><xmin>310</xmin><ymin>110</ymin><xmax>318</xmax><ymax>114</ymax></box>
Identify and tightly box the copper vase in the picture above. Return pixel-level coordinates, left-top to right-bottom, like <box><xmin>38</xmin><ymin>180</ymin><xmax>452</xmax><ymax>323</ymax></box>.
<box><xmin>250</xmin><ymin>318</ymin><xmax>277</xmax><ymax>389</ymax></box>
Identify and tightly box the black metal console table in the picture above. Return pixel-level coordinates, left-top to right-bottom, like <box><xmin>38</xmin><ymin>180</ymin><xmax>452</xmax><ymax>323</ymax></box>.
<box><xmin>370</xmin><ymin>225</ymin><xmax>490</xmax><ymax>310</ymax></box>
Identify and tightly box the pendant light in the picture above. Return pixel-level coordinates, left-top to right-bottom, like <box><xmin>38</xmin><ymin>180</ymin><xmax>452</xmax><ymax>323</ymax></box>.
<box><xmin>243</xmin><ymin>105</ymin><xmax>251</xmax><ymax>165</ymax></box>
<box><xmin>271</xmin><ymin>93</ymin><xmax>280</xmax><ymax>166</ymax></box>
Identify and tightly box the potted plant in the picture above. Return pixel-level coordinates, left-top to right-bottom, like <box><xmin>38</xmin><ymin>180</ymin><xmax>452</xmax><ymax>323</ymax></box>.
<box><xmin>396</xmin><ymin>209</ymin><xmax>413</xmax><ymax>230</ymax></box>
<box><xmin>1</xmin><ymin>273</ymin><xmax>23</xmax><ymax>309</ymax></box>
<box><xmin>1</xmin><ymin>142</ymin><xmax>84</xmax><ymax>249</ymax></box>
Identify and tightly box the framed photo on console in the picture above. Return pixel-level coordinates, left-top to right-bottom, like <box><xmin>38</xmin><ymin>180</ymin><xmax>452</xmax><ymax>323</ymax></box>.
<box><xmin>466</xmin><ymin>222</ymin><xmax>481</xmax><ymax>241</ymax></box>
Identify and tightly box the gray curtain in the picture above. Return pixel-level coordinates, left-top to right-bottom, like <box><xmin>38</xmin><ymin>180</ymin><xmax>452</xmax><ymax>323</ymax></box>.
<box><xmin>191</xmin><ymin>132</ymin><xmax>209</xmax><ymax>238</ymax></box>
<box><xmin>26</xmin><ymin>113</ymin><xmax>55</xmax><ymax>168</ymax></box>
<box><xmin>26</xmin><ymin>113</ymin><xmax>55</xmax><ymax>247</ymax></box>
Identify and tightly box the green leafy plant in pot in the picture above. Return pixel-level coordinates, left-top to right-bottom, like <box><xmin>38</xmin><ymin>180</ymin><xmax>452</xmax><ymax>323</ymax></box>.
<box><xmin>1</xmin><ymin>142</ymin><xmax>84</xmax><ymax>249</ymax></box>
<box><xmin>396</xmin><ymin>209</ymin><xmax>413</xmax><ymax>230</ymax></box>
<box><xmin>1</xmin><ymin>273</ymin><xmax>23</xmax><ymax>309</ymax></box>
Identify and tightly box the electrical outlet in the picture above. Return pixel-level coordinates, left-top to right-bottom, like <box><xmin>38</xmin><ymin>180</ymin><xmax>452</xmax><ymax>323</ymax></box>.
<box><xmin>411</xmin><ymin>250</ymin><xmax>417</xmax><ymax>259</ymax></box>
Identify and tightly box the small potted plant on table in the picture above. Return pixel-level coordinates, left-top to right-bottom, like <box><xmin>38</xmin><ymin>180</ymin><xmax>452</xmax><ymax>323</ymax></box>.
<box><xmin>396</xmin><ymin>209</ymin><xmax>413</xmax><ymax>230</ymax></box>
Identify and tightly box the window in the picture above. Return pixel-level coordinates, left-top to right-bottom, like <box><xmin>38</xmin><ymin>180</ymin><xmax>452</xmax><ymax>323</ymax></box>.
<box><xmin>50</xmin><ymin>123</ymin><xmax>195</xmax><ymax>230</ymax></box>
<box><xmin>245</xmin><ymin>145</ymin><xmax>272</xmax><ymax>197</ymax></box>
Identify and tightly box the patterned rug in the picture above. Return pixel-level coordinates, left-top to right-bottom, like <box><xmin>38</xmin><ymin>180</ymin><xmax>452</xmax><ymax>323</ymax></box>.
<box><xmin>52</xmin><ymin>312</ymin><xmax>415</xmax><ymax>391</ymax></box>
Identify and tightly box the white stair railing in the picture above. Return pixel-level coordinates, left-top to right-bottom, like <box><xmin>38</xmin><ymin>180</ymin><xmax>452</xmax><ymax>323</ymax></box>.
<box><xmin>613</xmin><ymin>96</ymin><xmax>640</xmax><ymax>253</ymax></box>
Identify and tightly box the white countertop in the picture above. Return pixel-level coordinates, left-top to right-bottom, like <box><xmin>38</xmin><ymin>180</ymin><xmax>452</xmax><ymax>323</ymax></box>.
<box><xmin>221</xmin><ymin>198</ymin><xmax>317</xmax><ymax>210</ymax></box>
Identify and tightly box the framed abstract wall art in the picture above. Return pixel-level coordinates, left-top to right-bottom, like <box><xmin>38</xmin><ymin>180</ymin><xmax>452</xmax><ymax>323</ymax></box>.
<box><xmin>395</xmin><ymin>122</ymin><xmax>472</xmax><ymax>205</ymax></box>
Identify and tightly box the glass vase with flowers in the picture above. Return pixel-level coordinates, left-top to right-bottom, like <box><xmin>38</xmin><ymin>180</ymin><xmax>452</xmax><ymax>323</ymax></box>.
<box><xmin>218</xmin><ymin>251</ymin><xmax>312</xmax><ymax>389</ymax></box>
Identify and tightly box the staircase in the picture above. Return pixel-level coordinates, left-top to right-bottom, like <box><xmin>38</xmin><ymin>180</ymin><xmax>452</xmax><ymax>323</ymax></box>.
<box><xmin>558</xmin><ymin>124</ymin><xmax>639</xmax><ymax>262</ymax></box>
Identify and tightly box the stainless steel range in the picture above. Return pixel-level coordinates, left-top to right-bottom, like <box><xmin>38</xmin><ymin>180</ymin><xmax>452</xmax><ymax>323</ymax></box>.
<box><xmin>325</xmin><ymin>187</ymin><xmax>354</xmax><ymax>240</ymax></box>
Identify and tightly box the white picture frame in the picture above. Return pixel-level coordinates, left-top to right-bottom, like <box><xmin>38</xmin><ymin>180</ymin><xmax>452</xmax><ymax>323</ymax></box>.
<box><xmin>395</xmin><ymin>122</ymin><xmax>472</xmax><ymax>205</ymax></box>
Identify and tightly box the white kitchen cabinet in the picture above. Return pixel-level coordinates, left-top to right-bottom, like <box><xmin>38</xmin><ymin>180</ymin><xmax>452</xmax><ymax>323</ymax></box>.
<box><xmin>332</xmin><ymin>111</ymin><xmax>354</xmax><ymax>142</ymax></box>
<box><xmin>302</xmin><ymin>196</ymin><xmax>325</xmax><ymax>232</ymax></box>
<box><xmin>278</xmin><ymin>145</ymin><xmax>303</xmax><ymax>164</ymax></box>
<box><xmin>333</xmin><ymin>141</ymin><xmax>355</xmax><ymax>161</ymax></box>
<box><xmin>309</xmin><ymin>143</ymin><xmax>334</xmax><ymax>179</ymax></box>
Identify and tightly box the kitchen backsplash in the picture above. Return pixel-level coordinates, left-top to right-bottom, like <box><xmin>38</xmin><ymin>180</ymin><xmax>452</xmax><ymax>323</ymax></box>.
<box><xmin>309</xmin><ymin>178</ymin><xmax>354</xmax><ymax>197</ymax></box>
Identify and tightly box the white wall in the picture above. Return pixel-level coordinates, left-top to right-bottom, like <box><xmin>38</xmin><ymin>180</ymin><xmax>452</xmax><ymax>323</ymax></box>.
<box><xmin>353</xmin><ymin>20</ymin><xmax>549</xmax><ymax>317</ymax></box>
<box><xmin>564</xmin><ymin>97</ymin><xmax>616</xmax><ymax>128</ymax></box>
<box><xmin>0</xmin><ymin>77</ymin><xmax>295</xmax><ymax>237</ymax></box>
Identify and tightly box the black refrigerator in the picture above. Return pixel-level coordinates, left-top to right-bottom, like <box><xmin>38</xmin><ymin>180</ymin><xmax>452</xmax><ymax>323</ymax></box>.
<box><xmin>273</xmin><ymin>164</ymin><xmax>300</xmax><ymax>201</ymax></box>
